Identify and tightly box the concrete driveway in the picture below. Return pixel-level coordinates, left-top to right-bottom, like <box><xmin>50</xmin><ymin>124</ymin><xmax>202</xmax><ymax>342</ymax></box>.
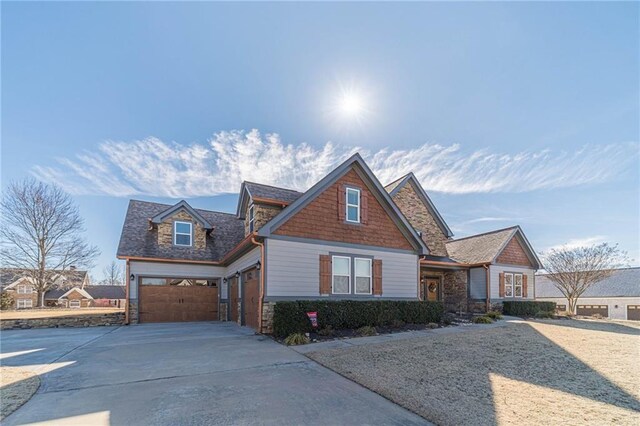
<box><xmin>1</xmin><ymin>322</ymin><xmax>428</xmax><ymax>425</ymax></box>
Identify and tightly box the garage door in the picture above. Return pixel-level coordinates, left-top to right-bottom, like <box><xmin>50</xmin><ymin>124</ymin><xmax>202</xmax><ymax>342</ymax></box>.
<box><xmin>139</xmin><ymin>278</ymin><xmax>219</xmax><ymax>323</ymax></box>
<box><xmin>242</xmin><ymin>268</ymin><xmax>259</xmax><ymax>330</ymax></box>
<box><xmin>576</xmin><ymin>305</ymin><xmax>608</xmax><ymax>318</ymax></box>
<box><xmin>627</xmin><ymin>305</ymin><xmax>640</xmax><ymax>321</ymax></box>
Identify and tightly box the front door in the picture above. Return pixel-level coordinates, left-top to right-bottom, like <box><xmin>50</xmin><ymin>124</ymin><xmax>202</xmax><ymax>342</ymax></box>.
<box><xmin>426</xmin><ymin>278</ymin><xmax>440</xmax><ymax>301</ymax></box>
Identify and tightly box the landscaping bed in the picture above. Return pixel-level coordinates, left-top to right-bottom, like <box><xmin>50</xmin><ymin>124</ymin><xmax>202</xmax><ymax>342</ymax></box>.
<box><xmin>0</xmin><ymin>367</ymin><xmax>40</xmax><ymax>421</ymax></box>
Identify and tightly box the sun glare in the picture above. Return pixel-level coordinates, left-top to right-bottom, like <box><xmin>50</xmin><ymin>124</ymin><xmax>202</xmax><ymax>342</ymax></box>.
<box><xmin>339</xmin><ymin>92</ymin><xmax>364</xmax><ymax>116</ymax></box>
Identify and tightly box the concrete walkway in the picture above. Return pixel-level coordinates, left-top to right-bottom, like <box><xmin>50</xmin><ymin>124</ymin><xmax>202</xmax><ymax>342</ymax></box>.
<box><xmin>291</xmin><ymin>317</ymin><xmax>517</xmax><ymax>354</ymax></box>
<box><xmin>1</xmin><ymin>322</ymin><xmax>428</xmax><ymax>425</ymax></box>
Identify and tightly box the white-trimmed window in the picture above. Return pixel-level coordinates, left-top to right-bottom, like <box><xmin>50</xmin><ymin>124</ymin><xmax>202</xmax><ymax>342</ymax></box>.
<box><xmin>17</xmin><ymin>284</ymin><xmax>32</xmax><ymax>294</ymax></box>
<box><xmin>332</xmin><ymin>256</ymin><xmax>351</xmax><ymax>294</ymax></box>
<box><xmin>174</xmin><ymin>221</ymin><xmax>192</xmax><ymax>246</ymax></box>
<box><xmin>17</xmin><ymin>299</ymin><xmax>33</xmax><ymax>309</ymax></box>
<box><xmin>69</xmin><ymin>300</ymin><xmax>81</xmax><ymax>308</ymax></box>
<box><xmin>504</xmin><ymin>273</ymin><xmax>513</xmax><ymax>297</ymax></box>
<box><xmin>248</xmin><ymin>205</ymin><xmax>255</xmax><ymax>233</ymax></box>
<box><xmin>346</xmin><ymin>188</ymin><xmax>360</xmax><ymax>223</ymax></box>
<box><xmin>514</xmin><ymin>273</ymin><xmax>523</xmax><ymax>297</ymax></box>
<box><xmin>504</xmin><ymin>273</ymin><xmax>523</xmax><ymax>298</ymax></box>
<box><xmin>354</xmin><ymin>258</ymin><xmax>372</xmax><ymax>295</ymax></box>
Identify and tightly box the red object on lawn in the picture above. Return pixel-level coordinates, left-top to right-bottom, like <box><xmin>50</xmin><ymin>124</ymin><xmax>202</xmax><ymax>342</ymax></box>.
<box><xmin>306</xmin><ymin>312</ymin><xmax>318</xmax><ymax>328</ymax></box>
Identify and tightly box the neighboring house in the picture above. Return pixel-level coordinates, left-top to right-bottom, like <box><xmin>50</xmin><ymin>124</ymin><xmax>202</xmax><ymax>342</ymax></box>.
<box><xmin>45</xmin><ymin>285</ymin><xmax>126</xmax><ymax>308</ymax></box>
<box><xmin>117</xmin><ymin>153</ymin><xmax>540</xmax><ymax>331</ymax></box>
<box><xmin>535</xmin><ymin>267</ymin><xmax>640</xmax><ymax>320</ymax></box>
<box><xmin>0</xmin><ymin>268</ymin><xmax>89</xmax><ymax>309</ymax></box>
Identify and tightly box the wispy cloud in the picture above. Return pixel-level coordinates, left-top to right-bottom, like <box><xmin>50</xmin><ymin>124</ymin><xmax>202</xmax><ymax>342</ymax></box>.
<box><xmin>31</xmin><ymin>130</ymin><xmax>638</xmax><ymax>197</ymax></box>
<box><xmin>547</xmin><ymin>235</ymin><xmax>608</xmax><ymax>251</ymax></box>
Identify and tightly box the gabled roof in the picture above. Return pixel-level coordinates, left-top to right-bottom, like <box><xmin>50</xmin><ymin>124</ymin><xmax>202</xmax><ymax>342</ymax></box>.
<box><xmin>445</xmin><ymin>226</ymin><xmax>542</xmax><ymax>268</ymax></box>
<box><xmin>57</xmin><ymin>287</ymin><xmax>93</xmax><ymax>300</ymax></box>
<box><xmin>536</xmin><ymin>267</ymin><xmax>640</xmax><ymax>298</ymax></box>
<box><xmin>117</xmin><ymin>200</ymin><xmax>244</xmax><ymax>262</ymax></box>
<box><xmin>151</xmin><ymin>200</ymin><xmax>213</xmax><ymax>230</ymax></box>
<box><xmin>385</xmin><ymin>172</ymin><xmax>453</xmax><ymax>238</ymax></box>
<box><xmin>236</xmin><ymin>181</ymin><xmax>303</xmax><ymax>219</ymax></box>
<box><xmin>257</xmin><ymin>153</ymin><xmax>429</xmax><ymax>254</ymax></box>
<box><xmin>1</xmin><ymin>268</ymin><xmax>88</xmax><ymax>290</ymax></box>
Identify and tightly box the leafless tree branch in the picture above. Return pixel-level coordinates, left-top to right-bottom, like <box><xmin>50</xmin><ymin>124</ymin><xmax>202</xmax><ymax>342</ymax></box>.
<box><xmin>1</xmin><ymin>178</ymin><xmax>100</xmax><ymax>306</ymax></box>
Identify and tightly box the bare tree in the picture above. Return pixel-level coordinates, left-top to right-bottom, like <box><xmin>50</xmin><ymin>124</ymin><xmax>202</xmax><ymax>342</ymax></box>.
<box><xmin>100</xmin><ymin>261</ymin><xmax>125</xmax><ymax>286</ymax></box>
<box><xmin>542</xmin><ymin>243</ymin><xmax>629</xmax><ymax>314</ymax></box>
<box><xmin>1</xmin><ymin>179</ymin><xmax>100</xmax><ymax>306</ymax></box>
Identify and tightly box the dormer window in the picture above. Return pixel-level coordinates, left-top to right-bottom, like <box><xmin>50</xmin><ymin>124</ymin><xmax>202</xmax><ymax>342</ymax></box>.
<box><xmin>174</xmin><ymin>221</ymin><xmax>192</xmax><ymax>246</ymax></box>
<box><xmin>248</xmin><ymin>205</ymin><xmax>255</xmax><ymax>233</ymax></box>
<box><xmin>346</xmin><ymin>187</ymin><xmax>360</xmax><ymax>223</ymax></box>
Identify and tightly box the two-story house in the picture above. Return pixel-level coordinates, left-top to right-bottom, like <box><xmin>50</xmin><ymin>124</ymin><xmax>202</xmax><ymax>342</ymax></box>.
<box><xmin>117</xmin><ymin>153</ymin><xmax>541</xmax><ymax>332</ymax></box>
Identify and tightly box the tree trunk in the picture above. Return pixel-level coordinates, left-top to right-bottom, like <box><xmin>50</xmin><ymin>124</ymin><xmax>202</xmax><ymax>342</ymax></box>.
<box><xmin>568</xmin><ymin>297</ymin><xmax>577</xmax><ymax>315</ymax></box>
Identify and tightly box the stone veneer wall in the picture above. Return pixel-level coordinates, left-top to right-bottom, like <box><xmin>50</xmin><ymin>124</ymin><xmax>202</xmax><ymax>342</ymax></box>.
<box><xmin>128</xmin><ymin>300</ymin><xmax>139</xmax><ymax>324</ymax></box>
<box><xmin>261</xmin><ymin>302</ymin><xmax>275</xmax><ymax>334</ymax></box>
<box><xmin>1</xmin><ymin>312</ymin><xmax>125</xmax><ymax>330</ymax></box>
<box><xmin>157</xmin><ymin>210</ymin><xmax>207</xmax><ymax>250</ymax></box>
<box><xmin>245</xmin><ymin>203</ymin><xmax>283</xmax><ymax>236</ymax></box>
<box><xmin>443</xmin><ymin>270</ymin><xmax>468</xmax><ymax>312</ymax></box>
<box><xmin>392</xmin><ymin>181</ymin><xmax>449</xmax><ymax>256</ymax></box>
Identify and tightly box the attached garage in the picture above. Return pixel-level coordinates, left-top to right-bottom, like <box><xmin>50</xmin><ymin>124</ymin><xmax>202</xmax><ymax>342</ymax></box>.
<box><xmin>138</xmin><ymin>277</ymin><xmax>219</xmax><ymax>323</ymax></box>
<box><xmin>576</xmin><ymin>305</ymin><xmax>609</xmax><ymax>318</ymax></box>
<box><xmin>627</xmin><ymin>305</ymin><xmax>640</xmax><ymax>321</ymax></box>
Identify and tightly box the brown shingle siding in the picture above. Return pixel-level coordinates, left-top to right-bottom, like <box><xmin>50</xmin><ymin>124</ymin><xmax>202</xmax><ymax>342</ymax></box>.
<box><xmin>496</xmin><ymin>237</ymin><xmax>533</xmax><ymax>267</ymax></box>
<box><xmin>274</xmin><ymin>169</ymin><xmax>414</xmax><ymax>250</ymax></box>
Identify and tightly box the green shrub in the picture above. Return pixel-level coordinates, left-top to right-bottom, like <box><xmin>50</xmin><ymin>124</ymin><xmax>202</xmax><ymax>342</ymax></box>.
<box><xmin>502</xmin><ymin>301</ymin><xmax>556</xmax><ymax>317</ymax></box>
<box><xmin>390</xmin><ymin>319</ymin><xmax>405</xmax><ymax>328</ymax></box>
<box><xmin>441</xmin><ymin>312</ymin><xmax>456</xmax><ymax>325</ymax></box>
<box><xmin>357</xmin><ymin>326</ymin><xmax>377</xmax><ymax>336</ymax></box>
<box><xmin>472</xmin><ymin>316</ymin><xmax>493</xmax><ymax>324</ymax></box>
<box><xmin>486</xmin><ymin>310</ymin><xmax>503</xmax><ymax>320</ymax></box>
<box><xmin>284</xmin><ymin>333</ymin><xmax>310</xmax><ymax>346</ymax></box>
<box><xmin>272</xmin><ymin>300</ymin><xmax>444</xmax><ymax>337</ymax></box>
<box><xmin>535</xmin><ymin>311</ymin><xmax>555</xmax><ymax>319</ymax></box>
<box><xmin>317</xmin><ymin>325</ymin><xmax>334</xmax><ymax>336</ymax></box>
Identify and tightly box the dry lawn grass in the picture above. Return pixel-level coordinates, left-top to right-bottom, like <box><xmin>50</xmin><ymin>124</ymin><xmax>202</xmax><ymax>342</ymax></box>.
<box><xmin>0</xmin><ymin>367</ymin><xmax>40</xmax><ymax>421</ymax></box>
<box><xmin>308</xmin><ymin>319</ymin><xmax>640</xmax><ymax>426</ymax></box>
<box><xmin>0</xmin><ymin>308</ymin><xmax>123</xmax><ymax>320</ymax></box>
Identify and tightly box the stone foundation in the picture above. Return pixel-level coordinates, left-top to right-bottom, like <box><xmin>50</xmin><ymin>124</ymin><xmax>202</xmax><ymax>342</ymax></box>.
<box><xmin>219</xmin><ymin>301</ymin><xmax>228</xmax><ymax>321</ymax></box>
<box><xmin>261</xmin><ymin>302</ymin><xmax>275</xmax><ymax>334</ymax></box>
<box><xmin>443</xmin><ymin>270</ymin><xmax>468</xmax><ymax>313</ymax></box>
<box><xmin>468</xmin><ymin>299</ymin><xmax>488</xmax><ymax>313</ymax></box>
<box><xmin>128</xmin><ymin>300</ymin><xmax>139</xmax><ymax>324</ymax></box>
<box><xmin>1</xmin><ymin>312</ymin><xmax>125</xmax><ymax>330</ymax></box>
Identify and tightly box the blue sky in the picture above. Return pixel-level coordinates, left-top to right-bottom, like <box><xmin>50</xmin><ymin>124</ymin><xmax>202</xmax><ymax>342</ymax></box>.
<box><xmin>2</xmin><ymin>2</ymin><xmax>638</xmax><ymax>278</ymax></box>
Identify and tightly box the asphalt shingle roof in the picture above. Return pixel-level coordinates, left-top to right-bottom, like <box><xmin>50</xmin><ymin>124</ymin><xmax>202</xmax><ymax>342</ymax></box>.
<box><xmin>117</xmin><ymin>200</ymin><xmax>245</xmax><ymax>262</ymax></box>
<box><xmin>535</xmin><ymin>267</ymin><xmax>640</xmax><ymax>298</ymax></box>
<box><xmin>445</xmin><ymin>227</ymin><xmax>518</xmax><ymax>264</ymax></box>
<box><xmin>0</xmin><ymin>268</ymin><xmax>88</xmax><ymax>290</ymax></box>
<box><xmin>244</xmin><ymin>182</ymin><xmax>303</xmax><ymax>204</ymax></box>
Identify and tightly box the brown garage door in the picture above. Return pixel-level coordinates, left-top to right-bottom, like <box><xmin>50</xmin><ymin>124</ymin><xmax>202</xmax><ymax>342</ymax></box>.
<box><xmin>139</xmin><ymin>278</ymin><xmax>218</xmax><ymax>323</ymax></box>
<box><xmin>576</xmin><ymin>305</ymin><xmax>608</xmax><ymax>318</ymax></box>
<box><xmin>627</xmin><ymin>305</ymin><xmax>640</xmax><ymax>321</ymax></box>
<box><xmin>242</xmin><ymin>268</ymin><xmax>260</xmax><ymax>330</ymax></box>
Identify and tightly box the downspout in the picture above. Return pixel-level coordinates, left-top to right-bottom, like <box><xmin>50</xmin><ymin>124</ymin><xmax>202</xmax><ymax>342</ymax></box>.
<box><xmin>484</xmin><ymin>264</ymin><xmax>490</xmax><ymax>312</ymax></box>
<box><xmin>251</xmin><ymin>236</ymin><xmax>265</xmax><ymax>333</ymax></box>
<box><xmin>125</xmin><ymin>259</ymin><xmax>130</xmax><ymax>325</ymax></box>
